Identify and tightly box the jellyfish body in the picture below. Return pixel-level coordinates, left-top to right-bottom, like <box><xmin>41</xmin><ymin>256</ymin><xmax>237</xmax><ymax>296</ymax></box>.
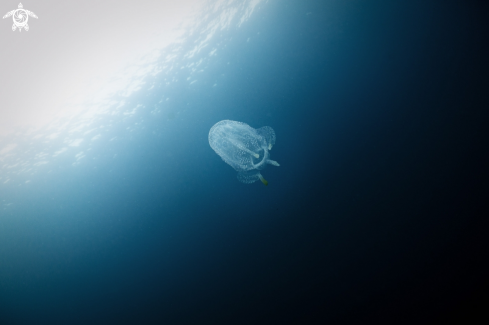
<box><xmin>209</xmin><ymin>120</ymin><xmax>279</xmax><ymax>185</ymax></box>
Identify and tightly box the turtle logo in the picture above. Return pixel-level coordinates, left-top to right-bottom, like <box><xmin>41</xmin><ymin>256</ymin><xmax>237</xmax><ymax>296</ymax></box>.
<box><xmin>3</xmin><ymin>3</ymin><xmax>38</xmax><ymax>32</ymax></box>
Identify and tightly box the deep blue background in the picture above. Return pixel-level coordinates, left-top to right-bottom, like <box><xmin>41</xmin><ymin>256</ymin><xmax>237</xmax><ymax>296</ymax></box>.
<box><xmin>1</xmin><ymin>0</ymin><xmax>488</xmax><ymax>324</ymax></box>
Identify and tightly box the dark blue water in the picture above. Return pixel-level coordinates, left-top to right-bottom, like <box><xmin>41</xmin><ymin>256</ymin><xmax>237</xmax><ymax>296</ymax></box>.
<box><xmin>1</xmin><ymin>1</ymin><xmax>487</xmax><ymax>324</ymax></box>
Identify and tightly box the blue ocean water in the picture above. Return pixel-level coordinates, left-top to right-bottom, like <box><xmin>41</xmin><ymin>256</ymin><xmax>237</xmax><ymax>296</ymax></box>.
<box><xmin>1</xmin><ymin>1</ymin><xmax>488</xmax><ymax>324</ymax></box>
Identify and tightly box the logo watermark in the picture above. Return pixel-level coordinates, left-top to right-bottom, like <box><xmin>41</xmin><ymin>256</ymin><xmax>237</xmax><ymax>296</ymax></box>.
<box><xmin>3</xmin><ymin>3</ymin><xmax>38</xmax><ymax>32</ymax></box>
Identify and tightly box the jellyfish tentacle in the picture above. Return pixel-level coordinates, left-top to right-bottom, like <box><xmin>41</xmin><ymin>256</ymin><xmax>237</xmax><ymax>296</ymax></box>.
<box><xmin>258</xmin><ymin>174</ymin><xmax>268</xmax><ymax>186</ymax></box>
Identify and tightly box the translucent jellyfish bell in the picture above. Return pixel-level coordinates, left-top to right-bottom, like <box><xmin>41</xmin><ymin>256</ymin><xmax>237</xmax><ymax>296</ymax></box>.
<box><xmin>209</xmin><ymin>120</ymin><xmax>279</xmax><ymax>186</ymax></box>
